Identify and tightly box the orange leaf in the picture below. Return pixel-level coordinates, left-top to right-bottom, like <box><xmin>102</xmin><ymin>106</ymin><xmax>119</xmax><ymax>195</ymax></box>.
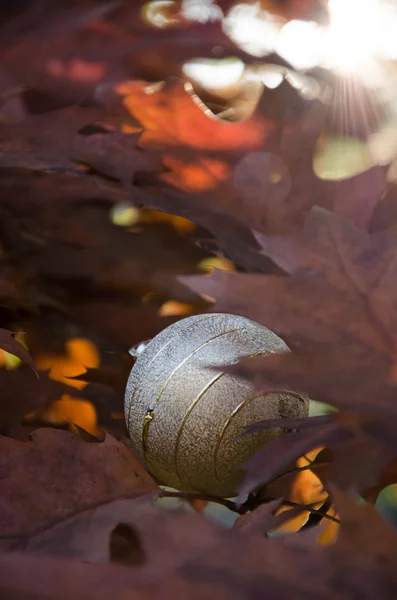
<box><xmin>161</xmin><ymin>155</ymin><xmax>230</xmax><ymax>192</ymax></box>
<box><xmin>189</xmin><ymin>499</ymin><xmax>208</xmax><ymax>514</ymax></box>
<box><xmin>158</xmin><ymin>300</ymin><xmax>194</xmax><ymax>317</ymax></box>
<box><xmin>35</xmin><ymin>338</ymin><xmax>100</xmax><ymax>390</ymax></box>
<box><xmin>31</xmin><ymin>339</ymin><xmax>101</xmax><ymax>437</ymax></box>
<box><xmin>116</xmin><ymin>80</ymin><xmax>270</xmax><ymax>151</ymax></box>
<box><xmin>272</xmin><ymin>447</ymin><xmax>327</xmax><ymax>534</ymax></box>
<box><xmin>31</xmin><ymin>394</ymin><xmax>101</xmax><ymax>438</ymax></box>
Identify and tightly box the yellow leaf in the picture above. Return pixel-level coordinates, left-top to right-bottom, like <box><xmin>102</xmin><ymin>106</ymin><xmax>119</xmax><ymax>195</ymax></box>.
<box><xmin>313</xmin><ymin>135</ymin><xmax>374</xmax><ymax>181</ymax></box>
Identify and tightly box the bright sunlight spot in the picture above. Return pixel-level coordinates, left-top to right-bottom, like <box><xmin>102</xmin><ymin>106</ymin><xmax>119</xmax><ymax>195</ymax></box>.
<box><xmin>183</xmin><ymin>58</ymin><xmax>245</xmax><ymax>94</ymax></box>
<box><xmin>223</xmin><ymin>3</ymin><xmax>280</xmax><ymax>57</ymax></box>
<box><xmin>246</xmin><ymin>64</ymin><xmax>285</xmax><ymax>89</ymax></box>
<box><xmin>323</xmin><ymin>0</ymin><xmax>382</xmax><ymax>74</ymax></box>
<box><xmin>277</xmin><ymin>20</ymin><xmax>323</xmax><ymax>71</ymax></box>
<box><xmin>182</xmin><ymin>0</ymin><xmax>222</xmax><ymax>23</ymax></box>
<box><xmin>221</xmin><ymin>1</ymin><xmax>397</xmax><ymax>86</ymax></box>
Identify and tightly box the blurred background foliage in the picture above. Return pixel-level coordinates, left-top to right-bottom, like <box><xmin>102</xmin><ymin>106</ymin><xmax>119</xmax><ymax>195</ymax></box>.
<box><xmin>1</xmin><ymin>0</ymin><xmax>397</xmax><ymax>540</ymax></box>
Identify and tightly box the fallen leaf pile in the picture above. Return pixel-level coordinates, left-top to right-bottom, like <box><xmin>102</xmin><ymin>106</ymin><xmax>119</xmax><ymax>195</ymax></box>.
<box><xmin>0</xmin><ymin>1</ymin><xmax>397</xmax><ymax>598</ymax></box>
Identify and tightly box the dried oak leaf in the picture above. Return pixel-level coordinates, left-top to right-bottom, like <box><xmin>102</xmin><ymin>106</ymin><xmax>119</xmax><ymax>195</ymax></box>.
<box><xmin>1</xmin><ymin>491</ymin><xmax>397</xmax><ymax>599</ymax></box>
<box><xmin>0</xmin><ymin>105</ymin><xmax>107</xmax><ymax>173</ymax></box>
<box><xmin>0</xmin><ymin>367</ymin><xmax>83</xmax><ymax>438</ymax></box>
<box><xmin>68</xmin><ymin>298</ymin><xmax>184</xmax><ymax>352</ymax></box>
<box><xmin>262</xmin><ymin>114</ymin><xmax>388</xmax><ymax>233</ymax></box>
<box><xmin>370</xmin><ymin>179</ymin><xmax>397</xmax><ymax>232</ymax></box>
<box><xmin>327</xmin><ymin>166</ymin><xmax>388</xmax><ymax>231</ymax></box>
<box><xmin>72</xmin><ymin>130</ymin><xmax>163</xmax><ymax>185</ymax></box>
<box><xmin>330</xmin><ymin>486</ymin><xmax>397</xmax><ymax>561</ymax></box>
<box><xmin>363</xmin><ymin>458</ymin><xmax>397</xmax><ymax>503</ymax></box>
<box><xmin>89</xmin><ymin>221</ymin><xmax>209</xmax><ymax>301</ymax></box>
<box><xmin>0</xmin><ymin>428</ymin><xmax>158</xmax><ymax>543</ymax></box>
<box><xmin>181</xmin><ymin>208</ymin><xmax>397</xmax><ymax>417</ymax></box>
<box><xmin>0</xmin><ymin>170</ymin><xmax>207</xmax><ymax>312</ymax></box>
<box><xmin>15</xmin><ymin>497</ymin><xmax>220</xmax><ymax>562</ymax></box>
<box><xmin>233</xmin><ymin>499</ymin><xmax>283</xmax><ymax>536</ymax></box>
<box><xmin>222</xmin><ymin>350</ymin><xmax>397</xmax><ymax>502</ymax></box>
<box><xmin>237</xmin><ymin>421</ymin><xmax>347</xmax><ymax>501</ymax></box>
<box><xmin>0</xmin><ymin>167</ymin><xmax>127</xmax><ymax>219</ymax></box>
<box><xmin>132</xmin><ymin>184</ymin><xmax>274</xmax><ymax>274</ymax></box>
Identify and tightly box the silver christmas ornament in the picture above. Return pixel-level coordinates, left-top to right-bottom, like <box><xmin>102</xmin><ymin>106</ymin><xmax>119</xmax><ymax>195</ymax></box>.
<box><xmin>125</xmin><ymin>313</ymin><xmax>308</xmax><ymax>498</ymax></box>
